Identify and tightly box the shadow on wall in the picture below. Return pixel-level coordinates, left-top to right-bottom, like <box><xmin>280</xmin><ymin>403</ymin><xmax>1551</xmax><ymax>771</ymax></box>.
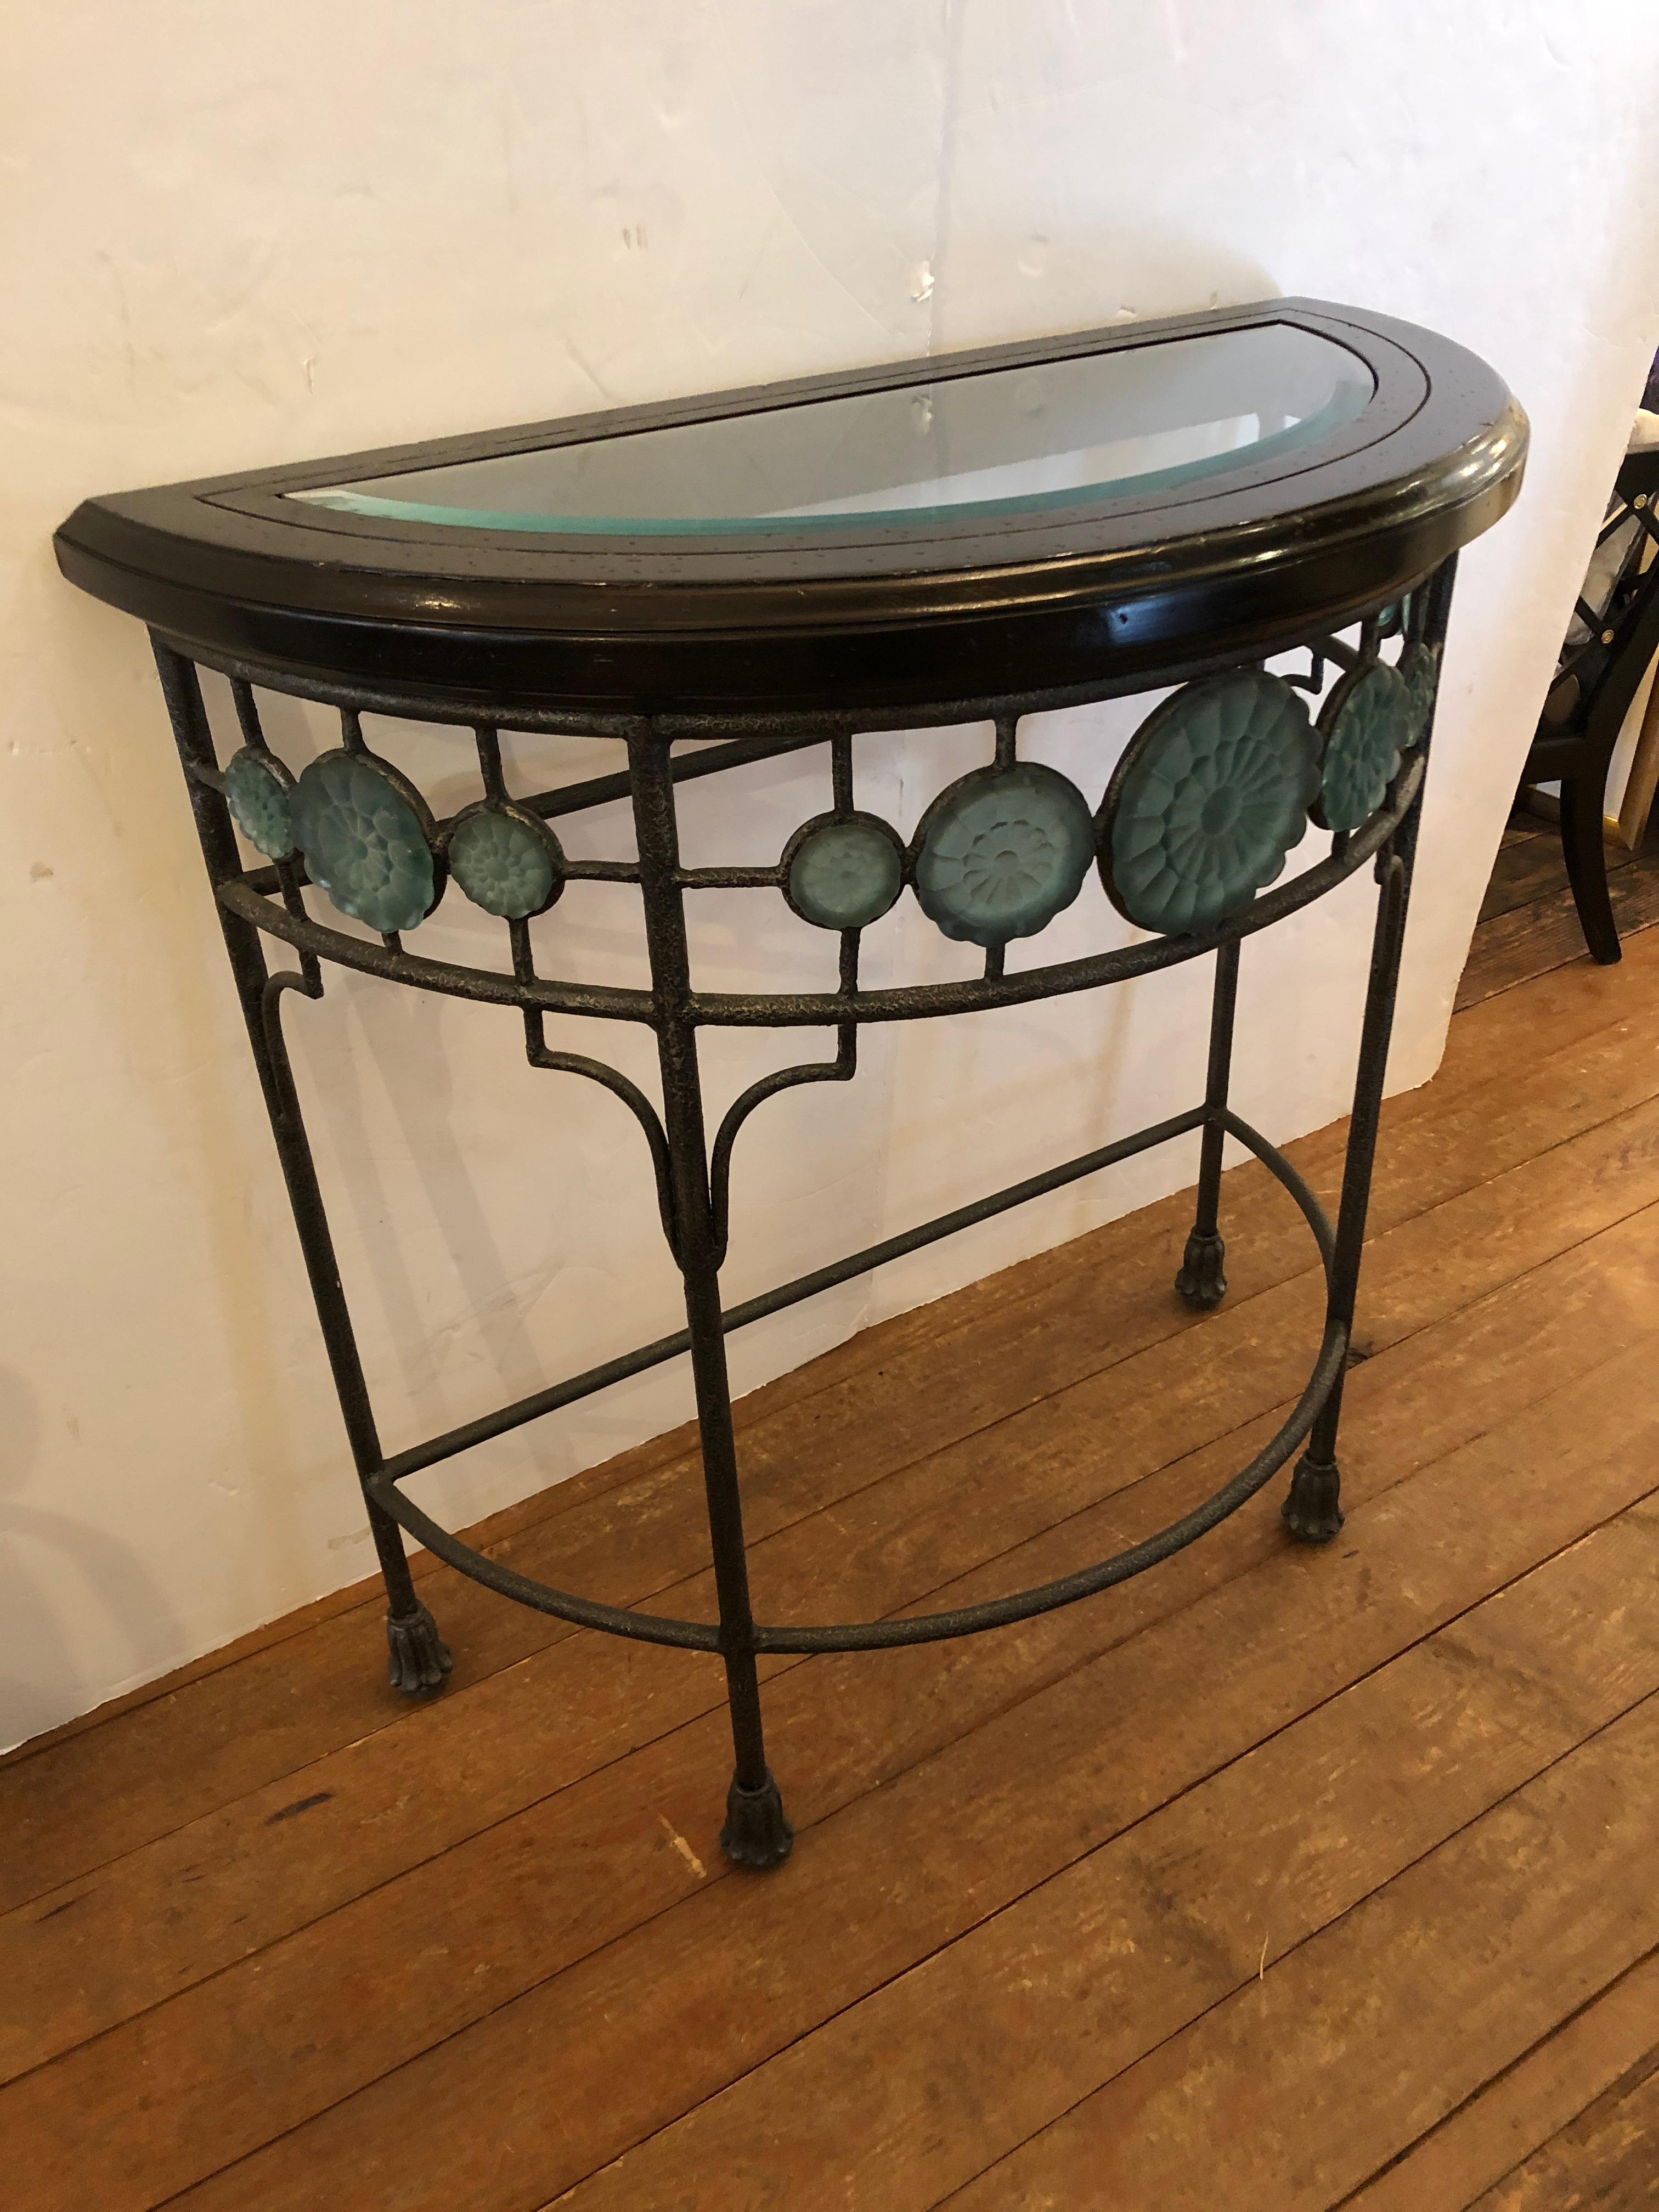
<box><xmin>0</xmin><ymin>1365</ymin><xmax>185</xmax><ymax>1749</ymax></box>
<box><xmin>315</xmin><ymin>980</ymin><xmax>561</xmax><ymax>1461</ymax></box>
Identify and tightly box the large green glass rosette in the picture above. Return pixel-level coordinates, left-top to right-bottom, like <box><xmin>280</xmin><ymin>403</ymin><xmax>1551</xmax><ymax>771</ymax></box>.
<box><xmin>912</xmin><ymin>762</ymin><xmax>1095</xmax><ymax>948</ymax></box>
<box><xmin>290</xmin><ymin>750</ymin><xmax>442</xmax><ymax>934</ymax></box>
<box><xmin>1101</xmin><ymin>672</ymin><xmax>1320</xmax><ymax>934</ymax></box>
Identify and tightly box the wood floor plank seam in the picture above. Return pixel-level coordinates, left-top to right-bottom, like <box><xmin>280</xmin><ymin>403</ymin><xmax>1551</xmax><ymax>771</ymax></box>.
<box><xmin>1341</xmin><ymin>1955</ymin><xmax>1659</xmax><ymax>2212</ymax></box>
<box><xmin>1327</xmin><ymin>1939</ymin><xmax>1659</xmax><ymax>2212</ymax></box>
<box><xmin>522</xmin><ymin>1513</ymin><xmax>1659</xmax><ymax>2203</ymax></box>
<box><xmin>925</xmin><ymin>1687</ymin><xmax>1659</xmax><ymax>2212</ymax></box>
<box><xmin>1477</xmin><ymin>827</ymin><xmax>1635</xmax><ymax>928</ymax></box>
<box><xmin>523</xmin><ymin>1542</ymin><xmax>1659</xmax><ymax>2211</ymax></box>
<box><xmin>125</xmin><ymin>1479</ymin><xmax>1659</xmax><ymax>2212</ymax></box>
<box><xmin>1456</xmin><ymin>890</ymin><xmax>1659</xmax><ymax>1013</ymax></box>
<box><xmin>1465</xmin><ymin>2051</ymin><xmax>1659</xmax><ymax>2212</ymax></box>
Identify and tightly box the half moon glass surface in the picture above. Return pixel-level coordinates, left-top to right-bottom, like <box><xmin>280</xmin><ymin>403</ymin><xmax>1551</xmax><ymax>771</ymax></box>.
<box><xmin>290</xmin><ymin>321</ymin><xmax>1374</xmax><ymax>539</ymax></box>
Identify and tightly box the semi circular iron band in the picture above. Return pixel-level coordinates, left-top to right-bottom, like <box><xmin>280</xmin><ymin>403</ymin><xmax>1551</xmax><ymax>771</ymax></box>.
<box><xmin>218</xmin><ymin>755</ymin><xmax>1421</xmax><ymax>1030</ymax></box>
<box><xmin>364</xmin><ymin>1114</ymin><xmax>1342</xmax><ymax>1656</ymax></box>
<box><xmin>366</xmin><ymin>1322</ymin><xmax>1346</xmax><ymax>1656</ymax></box>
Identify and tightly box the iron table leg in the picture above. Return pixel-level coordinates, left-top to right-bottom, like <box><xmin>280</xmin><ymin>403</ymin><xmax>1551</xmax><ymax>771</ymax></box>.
<box><xmin>1176</xmin><ymin>939</ymin><xmax>1240</xmax><ymax>1309</ymax></box>
<box><xmin>1280</xmin><ymin>849</ymin><xmax>1407</xmax><ymax>1540</ymax></box>
<box><xmin>154</xmin><ymin>644</ymin><xmax>452</xmax><ymax>1693</ymax></box>
<box><xmin>630</xmin><ymin>729</ymin><xmax>793</xmax><ymax>1869</ymax></box>
<box><xmin>1282</xmin><ymin>555</ymin><xmax>1454</xmax><ymax>1542</ymax></box>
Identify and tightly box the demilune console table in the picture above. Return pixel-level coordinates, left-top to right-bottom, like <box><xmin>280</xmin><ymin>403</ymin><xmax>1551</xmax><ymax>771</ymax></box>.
<box><xmin>56</xmin><ymin>298</ymin><xmax>1526</xmax><ymax>1870</ymax></box>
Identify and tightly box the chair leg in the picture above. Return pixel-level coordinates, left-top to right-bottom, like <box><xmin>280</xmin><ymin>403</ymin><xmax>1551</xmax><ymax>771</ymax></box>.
<box><xmin>1559</xmin><ymin>775</ymin><xmax>1622</xmax><ymax>964</ymax></box>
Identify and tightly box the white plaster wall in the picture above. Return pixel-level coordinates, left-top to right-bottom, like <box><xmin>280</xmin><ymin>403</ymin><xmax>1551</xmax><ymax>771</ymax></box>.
<box><xmin>4</xmin><ymin>0</ymin><xmax>1657</xmax><ymax>1747</ymax></box>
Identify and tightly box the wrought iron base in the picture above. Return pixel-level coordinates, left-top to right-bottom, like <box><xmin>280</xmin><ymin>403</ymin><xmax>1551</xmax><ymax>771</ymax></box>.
<box><xmin>720</xmin><ymin>1773</ymin><xmax>795</xmax><ymax>1870</ymax></box>
<box><xmin>1280</xmin><ymin>1449</ymin><xmax>1346</xmax><ymax>1544</ymax></box>
<box><xmin>385</xmin><ymin>1601</ymin><xmax>454</xmax><ymax>1696</ymax></box>
<box><xmin>1174</xmin><ymin>1229</ymin><xmax>1228</xmax><ymax>1310</ymax></box>
<box><xmin>145</xmin><ymin>555</ymin><xmax>1456</xmax><ymax>1871</ymax></box>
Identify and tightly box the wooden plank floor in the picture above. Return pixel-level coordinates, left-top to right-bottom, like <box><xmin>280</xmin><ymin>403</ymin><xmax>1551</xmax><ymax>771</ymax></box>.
<box><xmin>6</xmin><ymin>820</ymin><xmax>1659</xmax><ymax>2210</ymax></box>
<box><xmin>1457</xmin><ymin>804</ymin><xmax>1659</xmax><ymax>1011</ymax></box>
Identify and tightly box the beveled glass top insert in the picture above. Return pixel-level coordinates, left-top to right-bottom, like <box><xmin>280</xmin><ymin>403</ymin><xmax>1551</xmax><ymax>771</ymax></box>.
<box><xmin>291</xmin><ymin>321</ymin><xmax>1374</xmax><ymax>538</ymax></box>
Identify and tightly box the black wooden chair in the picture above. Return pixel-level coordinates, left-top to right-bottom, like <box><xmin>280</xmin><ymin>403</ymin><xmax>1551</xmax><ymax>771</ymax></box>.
<box><xmin>1521</xmin><ymin>446</ymin><xmax>1659</xmax><ymax>963</ymax></box>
